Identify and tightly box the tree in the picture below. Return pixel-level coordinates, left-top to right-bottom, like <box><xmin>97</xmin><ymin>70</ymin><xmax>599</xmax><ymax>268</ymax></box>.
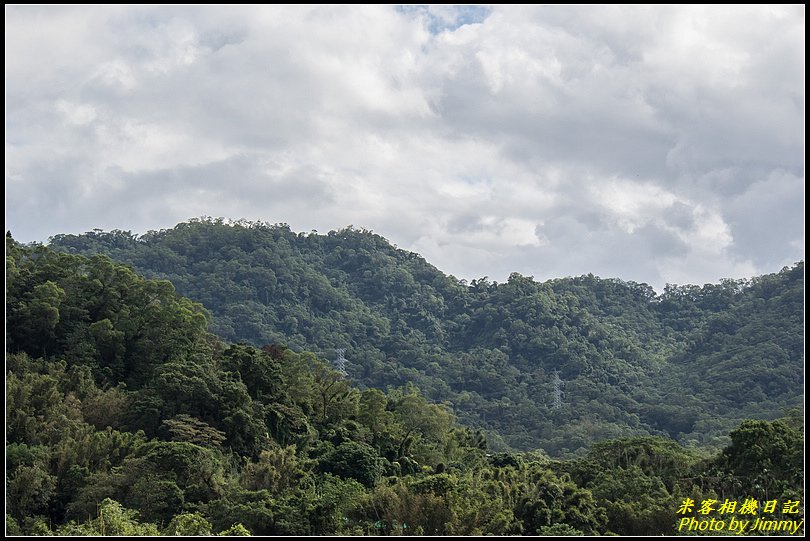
<box><xmin>590</xmin><ymin>466</ymin><xmax>669</xmax><ymax>535</ymax></box>
<box><xmin>200</xmin><ymin>489</ymin><xmax>275</xmax><ymax>535</ymax></box>
<box><xmin>318</xmin><ymin>441</ymin><xmax>384</xmax><ymax>487</ymax></box>
<box><xmin>11</xmin><ymin>280</ymin><xmax>65</xmax><ymax>356</ymax></box>
<box><xmin>7</xmin><ymin>464</ymin><xmax>56</xmax><ymax>521</ymax></box>
<box><xmin>60</xmin><ymin>498</ymin><xmax>161</xmax><ymax>536</ymax></box>
<box><xmin>240</xmin><ymin>445</ymin><xmax>311</xmax><ymax>496</ymax></box>
<box><xmin>165</xmin><ymin>512</ymin><xmax>213</xmax><ymax>535</ymax></box>
<box><xmin>162</xmin><ymin>414</ymin><xmax>227</xmax><ymax>448</ymax></box>
<box><xmin>311</xmin><ymin>361</ymin><xmax>358</xmax><ymax>425</ymax></box>
<box><xmin>719</xmin><ymin>419</ymin><xmax>803</xmax><ymax>500</ymax></box>
<box><xmin>218</xmin><ymin>523</ymin><xmax>252</xmax><ymax>536</ymax></box>
<box><xmin>537</xmin><ymin>523</ymin><xmax>584</xmax><ymax>535</ymax></box>
<box><xmin>388</xmin><ymin>385</ymin><xmax>454</xmax><ymax>462</ymax></box>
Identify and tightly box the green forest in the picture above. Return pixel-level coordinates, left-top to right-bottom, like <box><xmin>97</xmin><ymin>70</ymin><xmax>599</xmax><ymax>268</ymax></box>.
<box><xmin>5</xmin><ymin>220</ymin><xmax>805</xmax><ymax>535</ymax></box>
<box><xmin>48</xmin><ymin>219</ymin><xmax>803</xmax><ymax>454</ymax></box>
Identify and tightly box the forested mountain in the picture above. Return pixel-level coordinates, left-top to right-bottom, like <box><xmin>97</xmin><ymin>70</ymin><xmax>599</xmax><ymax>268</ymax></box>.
<box><xmin>47</xmin><ymin>218</ymin><xmax>804</xmax><ymax>455</ymax></box>
<box><xmin>5</xmin><ymin>236</ymin><xmax>804</xmax><ymax>536</ymax></box>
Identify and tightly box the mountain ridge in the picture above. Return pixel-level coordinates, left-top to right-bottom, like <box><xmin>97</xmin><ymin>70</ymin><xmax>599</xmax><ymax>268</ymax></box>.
<box><xmin>5</xmin><ymin>229</ymin><xmax>804</xmax><ymax>535</ymax></box>
<box><xmin>46</xmin><ymin>218</ymin><xmax>805</xmax><ymax>455</ymax></box>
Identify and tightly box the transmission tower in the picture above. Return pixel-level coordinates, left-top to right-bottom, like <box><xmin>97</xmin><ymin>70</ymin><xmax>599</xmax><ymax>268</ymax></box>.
<box><xmin>551</xmin><ymin>370</ymin><xmax>564</xmax><ymax>409</ymax></box>
<box><xmin>333</xmin><ymin>348</ymin><xmax>348</xmax><ymax>376</ymax></box>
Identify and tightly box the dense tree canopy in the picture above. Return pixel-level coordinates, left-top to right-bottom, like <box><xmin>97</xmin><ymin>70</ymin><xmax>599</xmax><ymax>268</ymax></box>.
<box><xmin>5</xmin><ymin>228</ymin><xmax>804</xmax><ymax>536</ymax></box>
<box><xmin>47</xmin><ymin>219</ymin><xmax>804</xmax><ymax>455</ymax></box>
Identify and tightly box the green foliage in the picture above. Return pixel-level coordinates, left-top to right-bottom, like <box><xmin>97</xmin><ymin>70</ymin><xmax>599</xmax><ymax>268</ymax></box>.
<box><xmin>240</xmin><ymin>445</ymin><xmax>312</xmax><ymax>496</ymax></box>
<box><xmin>162</xmin><ymin>414</ymin><xmax>227</xmax><ymax>448</ymax></box>
<box><xmin>7</xmin><ymin>239</ymin><xmax>209</xmax><ymax>388</ymax></box>
<box><xmin>537</xmin><ymin>523</ymin><xmax>584</xmax><ymax>536</ymax></box>
<box><xmin>25</xmin><ymin>518</ymin><xmax>53</xmax><ymax>536</ymax></box>
<box><xmin>318</xmin><ymin>441</ymin><xmax>384</xmax><ymax>487</ymax></box>
<box><xmin>590</xmin><ymin>466</ymin><xmax>672</xmax><ymax>535</ymax></box>
<box><xmin>586</xmin><ymin>436</ymin><xmax>698</xmax><ymax>490</ymax></box>
<box><xmin>217</xmin><ymin>523</ymin><xmax>252</xmax><ymax>536</ymax></box>
<box><xmin>46</xmin><ymin>220</ymin><xmax>803</xmax><ymax>455</ymax></box>
<box><xmin>5</xmin><ymin>232</ymin><xmax>803</xmax><ymax>536</ymax></box>
<box><xmin>6</xmin><ymin>515</ymin><xmax>22</xmax><ymax>536</ymax></box>
<box><xmin>7</xmin><ymin>463</ymin><xmax>56</xmax><ymax>520</ymax></box>
<box><xmin>62</xmin><ymin>498</ymin><xmax>161</xmax><ymax>536</ymax></box>
<box><xmin>718</xmin><ymin>419</ymin><xmax>803</xmax><ymax>500</ymax></box>
<box><xmin>201</xmin><ymin>489</ymin><xmax>275</xmax><ymax>535</ymax></box>
<box><xmin>96</xmin><ymin>498</ymin><xmax>161</xmax><ymax>536</ymax></box>
<box><xmin>164</xmin><ymin>512</ymin><xmax>213</xmax><ymax>536</ymax></box>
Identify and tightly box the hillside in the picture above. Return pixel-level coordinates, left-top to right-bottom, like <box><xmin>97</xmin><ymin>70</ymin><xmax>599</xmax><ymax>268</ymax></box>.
<box><xmin>5</xmin><ymin>235</ymin><xmax>804</xmax><ymax>535</ymax></box>
<box><xmin>48</xmin><ymin>218</ymin><xmax>804</xmax><ymax>455</ymax></box>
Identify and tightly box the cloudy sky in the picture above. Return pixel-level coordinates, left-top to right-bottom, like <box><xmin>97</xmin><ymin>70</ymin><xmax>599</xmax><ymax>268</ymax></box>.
<box><xmin>6</xmin><ymin>5</ymin><xmax>804</xmax><ymax>289</ymax></box>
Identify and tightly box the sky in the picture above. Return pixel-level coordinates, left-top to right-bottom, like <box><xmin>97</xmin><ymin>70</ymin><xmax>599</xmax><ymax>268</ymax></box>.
<box><xmin>5</xmin><ymin>5</ymin><xmax>805</xmax><ymax>290</ymax></box>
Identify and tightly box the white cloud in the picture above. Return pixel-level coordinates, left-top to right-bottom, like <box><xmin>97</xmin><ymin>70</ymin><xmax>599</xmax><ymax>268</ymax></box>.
<box><xmin>5</xmin><ymin>5</ymin><xmax>804</xmax><ymax>290</ymax></box>
<box><xmin>55</xmin><ymin>100</ymin><xmax>97</xmax><ymax>125</ymax></box>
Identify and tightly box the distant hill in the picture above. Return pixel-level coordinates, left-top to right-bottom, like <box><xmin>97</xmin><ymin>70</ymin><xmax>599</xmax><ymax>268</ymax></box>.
<box><xmin>9</xmin><ymin>234</ymin><xmax>803</xmax><ymax>535</ymax></box>
<box><xmin>48</xmin><ymin>218</ymin><xmax>804</xmax><ymax>455</ymax></box>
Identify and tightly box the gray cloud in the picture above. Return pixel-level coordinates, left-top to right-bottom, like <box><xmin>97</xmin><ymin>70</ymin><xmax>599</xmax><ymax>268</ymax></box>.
<box><xmin>724</xmin><ymin>169</ymin><xmax>804</xmax><ymax>269</ymax></box>
<box><xmin>5</xmin><ymin>5</ymin><xmax>804</xmax><ymax>290</ymax></box>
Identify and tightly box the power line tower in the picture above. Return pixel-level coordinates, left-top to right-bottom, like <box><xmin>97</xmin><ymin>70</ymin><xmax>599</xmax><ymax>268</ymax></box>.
<box><xmin>551</xmin><ymin>370</ymin><xmax>564</xmax><ymax>409</ymax></box>
<box><xmin>333</xmin><ymin>348</ymin><xmax>348</xmax><ymax>377</ymax></box>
